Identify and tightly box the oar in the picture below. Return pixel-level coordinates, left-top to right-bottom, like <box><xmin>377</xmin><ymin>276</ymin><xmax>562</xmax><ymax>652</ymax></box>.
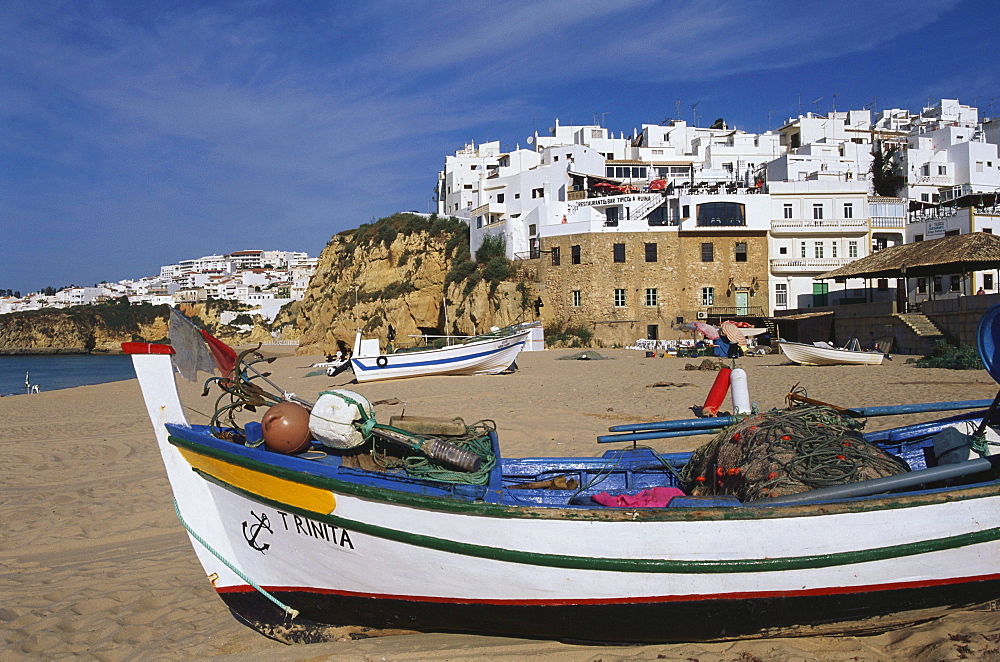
<box><xmin>606</xmin><ymin>399</ymin><xmax>995</xmax><ymax>434</ymax></box>
<box><xmin>753</xmin><ymin>454</ymin><xmax>1000</xmax><ymax>506</ymax></box>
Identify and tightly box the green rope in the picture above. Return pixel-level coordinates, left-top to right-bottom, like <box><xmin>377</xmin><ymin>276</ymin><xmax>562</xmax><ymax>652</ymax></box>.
<box><xmin>172</xmin><ymin>498</ymin><xmax>299</xmax><ymax>620</ymax></box>
<box><xmin>371</xmin><ymin>420</ymin><xmax>498</xmax><ymax>485</ymax></box>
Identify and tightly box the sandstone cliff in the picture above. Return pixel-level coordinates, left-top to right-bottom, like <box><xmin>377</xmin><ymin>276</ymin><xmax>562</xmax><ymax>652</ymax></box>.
<box><xmin>0</xmin><ymin>302</ymin><xmax>170</xmax><ymax>354</ymax></box>
<box><xmin>297</xmin><ymin>214</ymin><xmax>539</xmax><ymax>356</ymax></box>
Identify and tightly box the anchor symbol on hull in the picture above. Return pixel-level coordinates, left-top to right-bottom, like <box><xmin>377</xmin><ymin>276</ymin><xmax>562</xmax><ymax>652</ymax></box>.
<box><xmin>243</xmin><ymin>511</ymin><xmax>272</xmax><ymax>553</ymax></box>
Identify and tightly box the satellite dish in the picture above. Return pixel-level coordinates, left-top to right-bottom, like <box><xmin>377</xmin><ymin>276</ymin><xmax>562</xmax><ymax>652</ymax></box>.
<box><xmin>526</xmin><ymin>136</ymin><xmax>534</xmax><ymax>145</ymax></box>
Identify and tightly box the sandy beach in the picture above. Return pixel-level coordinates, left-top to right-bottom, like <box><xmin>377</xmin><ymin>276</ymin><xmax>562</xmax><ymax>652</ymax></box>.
<box><xmin>3</xmin><ymin>348</ymin><xmax>1000</xmax><ymax>661</ymax></box>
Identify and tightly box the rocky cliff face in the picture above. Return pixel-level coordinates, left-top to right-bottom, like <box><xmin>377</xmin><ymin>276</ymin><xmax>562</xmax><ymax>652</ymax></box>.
<box><xmin>0</xmin><ymin>303</ymin><xmax>170</xmax><ymax>354</ymax></box>
<box><xmin>297</xmin><ymin>214</ymin><xmax>538</xmax><ymax>356</ymax></box>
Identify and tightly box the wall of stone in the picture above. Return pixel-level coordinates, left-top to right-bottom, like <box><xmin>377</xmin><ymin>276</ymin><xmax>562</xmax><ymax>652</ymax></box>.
<box><xmin>535</xmin><ymin>230</ymin><xmax>769</xmax><ymax>347</ymax></box>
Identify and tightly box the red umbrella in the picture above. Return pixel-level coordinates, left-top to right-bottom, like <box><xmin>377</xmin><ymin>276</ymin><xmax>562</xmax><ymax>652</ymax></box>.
<box><xmin>693</xmin><ymin>322</ymin><xmax>720</xmax><ymax>339</ymax></box>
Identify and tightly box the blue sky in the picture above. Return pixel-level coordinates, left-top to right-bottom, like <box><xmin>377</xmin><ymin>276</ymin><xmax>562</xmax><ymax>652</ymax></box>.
<box><xmin>2</xmin><ymin>0</ymin><xmax>998</xmax><ymax>295</ymax></box>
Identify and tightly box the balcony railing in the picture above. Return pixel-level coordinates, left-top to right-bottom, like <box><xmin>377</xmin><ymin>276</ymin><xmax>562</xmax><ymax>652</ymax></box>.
<box><xmin>770</xmin><ymin>219</ymin><xmax>869</xmax><ymax>231</ymax></box>
<box><xmin>770</xmin><ymin>258</ymin><xmax>854</xmax><ymax>273</ymax></box>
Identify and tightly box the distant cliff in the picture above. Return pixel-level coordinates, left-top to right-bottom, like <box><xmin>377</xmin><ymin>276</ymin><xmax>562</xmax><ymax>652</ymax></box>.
<box><xmin>297</xmin><ymin>213</ymin><xmax>539</xmax><ymax>355</ymax></box>
<box><xmin>0</xmin><ymin>214</ymin><xmax>541</xmax><ymax>355</ymax></box>
<box><xmin>0</xmin><ymin>301</ymin><xmax>170</xmax><ymax>354</ymax></box>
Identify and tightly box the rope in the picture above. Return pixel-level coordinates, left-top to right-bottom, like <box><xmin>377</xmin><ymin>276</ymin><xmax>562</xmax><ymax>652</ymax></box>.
<box><xmin>371</xmin><ymin>420</ymin><xmax>498</xmax><ymax>485</ymax></box>
<box><xmin>173</xmin><ymin>499</ymin><xmax>299</xmax><ymax>620</ymax></box>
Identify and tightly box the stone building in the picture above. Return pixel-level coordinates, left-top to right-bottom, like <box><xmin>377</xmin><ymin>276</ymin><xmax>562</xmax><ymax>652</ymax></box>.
<box><xmin>537</xmin><ymin>230</ymin><xmax>768</xmax><ymax>347</ymax></box>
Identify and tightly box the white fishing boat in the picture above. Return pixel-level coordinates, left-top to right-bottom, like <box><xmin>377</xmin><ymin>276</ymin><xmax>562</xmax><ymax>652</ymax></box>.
<box><xmin>350</xmin><ymin>324</ymin><xmax>532</xmax><ymax>383</ymax></box>
<box><xmin>120</xmin><ymin>305</ymin><xmax>1000</xmax><ymax>644</ymax></box>
<box><xmin>778</xmin><ymin>338</ymin><xmax>886</xmax><ymax>366</ymax></box>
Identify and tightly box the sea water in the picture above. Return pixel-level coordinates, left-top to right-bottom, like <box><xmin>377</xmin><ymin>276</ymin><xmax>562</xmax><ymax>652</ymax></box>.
<box><xmin>0</xmin><ymin>354</ymin><xmax>136</xmax><ymax>396</ymax></box>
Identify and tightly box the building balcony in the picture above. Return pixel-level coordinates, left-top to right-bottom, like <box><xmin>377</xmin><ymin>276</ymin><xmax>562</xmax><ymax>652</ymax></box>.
<box><xmin>769</xmin><ymin>219</ymin><xmax>869</xmax><ymax>235</ymax></box>
<box><xmin>870</xmin><ymin>216</ymin><xmax>907</xmax><ymax>229</ymax></box>
<box><xmin>770</xmin><ymin>257</ymin><xmax>855</xmax><ymax>274</ymax></box>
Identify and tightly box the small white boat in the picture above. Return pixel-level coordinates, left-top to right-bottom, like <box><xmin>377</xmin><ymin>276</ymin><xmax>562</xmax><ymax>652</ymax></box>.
<box><xmin>350</xmin><ymin>324</ymin><xmax>532</xmax><ymax>383</ymax></box>
<box><xmin>778</xmin><ymin>339</ymin><xmax>885</xmax><ymax>366</ymax></box>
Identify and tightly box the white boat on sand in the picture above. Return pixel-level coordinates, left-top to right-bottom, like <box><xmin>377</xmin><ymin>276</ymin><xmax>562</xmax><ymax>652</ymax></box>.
<box><xmin>778</xmin><ymin>339</ymin><xmax>886</xmax><ymax>366</ymax></box>
<box><xmin>350</xmin><ymin>324</ymin><xmax>533</xmax><ymax>383</ymax></box>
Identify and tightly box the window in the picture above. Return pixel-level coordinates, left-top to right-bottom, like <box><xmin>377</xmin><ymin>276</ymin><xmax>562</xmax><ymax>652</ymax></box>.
<box><xmin>917</xmin><ymin>278</ymin><xmax>927</xmax><ymax>294</ymax></box>
<box><xmin>613</xmin><ymin>243</ymin><xmax>625</xmax><ymax>263</ymax></box>
<box><xmin>571</xmin><ymin>290</ymin><xmax>581</xmax><ymax>307</ymax></box>
<box><xmin>843</xmin><ymin>203</ymin><xmax>853</xmax><ymax>219</ymax></box>
<box><xmin>645</xmin><ymin>288</ymin><xmax>658</xmax><ymax>307</ymax></box>
<box><xmin>813</xmin><ymin>204</ymin><xmax>823</xmax><ymax>220</ymax></box>
<box><xmin>779</xmin><ymin>246</ymin><xmax>788</xmax><ymax>255</ymax></box>
<box><xmin>814</xmin><ymin>242</ymin><xmax>824</xmax><ymax>259</ymax></box>
<box><xmin>644</xmin><ymin>242</ymin><xmax>657</xmax><ymax>262</ymax></box>
<box><xmin>735</xmin><ymin>242</ymin><xmax>747</xmax><ymax>262</ymax></box>
<box><xmin>614</xmin><ymin>288</ymin><xmax>627</xmax><ymax>307</ymax></box>
<box><xmin>831</xmin><ymin>243</ymin><xmax>838</xmax><ymax>258</ymax></box>
<box><xmin>949</xmin><ymin>275</ymin><xmax>962</xmax><ymax>293</ymax></box>
<box><xmin>848</xmin><ymin>241</ymin><xmax>858</xmax><ymax>258</ymax></box>
<box><xmin>938</xmin><ymin>165</ymin><xmax>947</xmax><ymax>175</ymax></box>
<box><xmin>877</xmin><ymin>279</ymin><xmax>889</xmax><ymax>291</ymax></box>
<box><xmin>551</xmin><ymin>246</ymin><xmax>560</xmax><ymax>266</ymax></box>
<box><xmin>528</xmin><ymin>224</ymin><xmax>537</xmax><ymax>236</ymax></box>
<box><xmin>933</xmin><ymin>276</ymin><xmax>943</xmax><ymax>293</ymax></box>
<box><xmin>497</xmin><ymin>193</ymin><xmax>504</xmax><ymax>203</ymax></box>
<box><xmin>571</xmin><ymin>245</ymin><xmax>581</xmax><ymax>264</ymax></box>
<box><xmin>701</xmin><ymin>243</ymin><xmax>714</xmax><ymax>262</ymax></box>
<box><xmin>701</xmin><ymin>287</ymin><xmax>715</xmax><ymax>306</ymax></box>
<box><xmin>914</xmin><ymin>234</ymin><xmax>923</xmax><ymax>242</ymax></box>
<box><xmin>985</xmin><ymin>274</ymin><xmax>995</xmax><ymax>290</ymax></box>
<box><xmin>801</xmin><ymin>243</ymin><xmax>807</xmax><ymax>258</ymax></box>
<box><xmin>532</xmin><ymin>187</ymin><xmax>544</xmax><ymax>198</ymax></box>
<box><xmin>921</xmin><ymin>193</ymin><xmax>930</xmax><ymax>202</ymax></box>
<box><xmin>775</xmin><ymin>283</ymin><xmax>787</xmax><ymax>307</ymax></box>
<box><xmin>682</xmin><ymin>204</ymin><xmax>690</xmax><ymax>218</ymax></box>
<box><xmin>606</xmin><ymin>207</ymin><xmax>620</xmax><ymax>226</ymax></box>
<box><xmin>985</xmin><ymin>228</ymin><xmax>993</xmax><ymax>234</ymax></box>
<box><xmin>696</xmin><ymin>202</ymin><xmax>746</xmax><ymax>226</ymax></box>
<box><xmin>977</xmin><ymin>162</ymin><xmax>985</xmax><ymax>173</ymax></box>
<box><xmin>945</xmin><ymin>229</ymin><xmax>960</xmax><ymax>237</ymax></box>
<box><xmin>921</xmin><ymin>164</ymin><xmax>930</xmax><ymax>176</ymax></box>
<box><xmin>464</xmin><ymin>184</ymin><xmax>473</xmax><ymax>190</ymax></box>
<box><xmin>783</xmin><ymin>204</ymin><xmax>793</xmax><ymax>219</ymax></box>
<box><xmin>647</xmin><ymin>324</ymin><xmax>659</xmax><ymax>340</ymax></box>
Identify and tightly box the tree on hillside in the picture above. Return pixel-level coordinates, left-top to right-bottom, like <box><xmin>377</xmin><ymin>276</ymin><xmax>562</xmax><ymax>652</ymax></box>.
<box><xmin>870</xmin><ymin>142</ymin><xmax>906</xmax><ymax>197</ymax></box>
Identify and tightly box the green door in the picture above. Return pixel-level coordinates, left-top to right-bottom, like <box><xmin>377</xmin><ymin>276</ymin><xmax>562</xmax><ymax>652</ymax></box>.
<box><xmin>735</xmin><ymin>291</ymin><xmax>749</xmax><ymax>316</ymax></box>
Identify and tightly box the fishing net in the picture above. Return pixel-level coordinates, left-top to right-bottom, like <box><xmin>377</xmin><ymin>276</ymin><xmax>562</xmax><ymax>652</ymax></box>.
<box><xmin>678</xmin><ymin>405</ymin><xmax>910</xmax><ymax>501</ymax></box>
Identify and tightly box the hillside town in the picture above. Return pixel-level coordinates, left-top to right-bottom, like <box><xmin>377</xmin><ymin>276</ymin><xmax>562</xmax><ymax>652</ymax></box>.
<box><xmin>438</xmin><ymin>97</ymin><xmax>1000</xmax><ymax>345</ymax></box>
<box><xmin>0</xmin><ymin>249</ymin><xmax>317</xmax><ymax>322</ymax></box>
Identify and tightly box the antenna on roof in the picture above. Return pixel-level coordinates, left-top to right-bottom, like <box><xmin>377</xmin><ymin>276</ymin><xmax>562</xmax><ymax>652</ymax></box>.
<box><xmin>692</xmin><ymin>101</ymin><xmax>700</xmax><ymax>128</ymax></box>
<box><xmin>811</xmin><ymin>97</ymin><xmax>823</xmax><ymax>113</ymax></box>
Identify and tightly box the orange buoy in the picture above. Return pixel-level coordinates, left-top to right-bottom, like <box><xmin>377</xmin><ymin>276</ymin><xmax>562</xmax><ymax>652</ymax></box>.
<box><xmin>261</xmin><ymin>401</ymin><xmax>312</xmax><ymax>454</ymax></box>
<box><xmin>702</xmin><ymin>367</ymin><xmax>731</xmax><ymax>417</ymax></box>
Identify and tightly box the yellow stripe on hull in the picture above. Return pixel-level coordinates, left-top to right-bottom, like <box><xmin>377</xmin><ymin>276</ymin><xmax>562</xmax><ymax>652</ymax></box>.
<box><xmin>176</xmin><ymin>447</ymin><xmax>336</xmax><ymax>514</ymax></box>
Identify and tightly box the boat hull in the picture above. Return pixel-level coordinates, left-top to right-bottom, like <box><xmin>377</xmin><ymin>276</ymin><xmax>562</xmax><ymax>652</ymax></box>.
<box><xmin>219</xmin><ymin>577</ymin><xmax>1000</xmax><ymax>644</ymax></box>
<box><xmin>171</xmin><ymin>430</ymin><xmax>1000</xmax><ymax>644</ymax></box>
<box><xmin>351</xmin><ymin>329</ymin><xmax>530</xmax><ymax>382</ymax></box>
<box><xmin>778</xmin><ymin>341</ymin><xmax>885</xmax><ymax>366</ymax></box>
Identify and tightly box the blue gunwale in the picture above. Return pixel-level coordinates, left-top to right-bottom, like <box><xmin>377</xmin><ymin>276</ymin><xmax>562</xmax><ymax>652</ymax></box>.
<box><xmin>166</xmin><ymin>422</ymin><xmax>1000</xmax><ymax>522</ymax></box>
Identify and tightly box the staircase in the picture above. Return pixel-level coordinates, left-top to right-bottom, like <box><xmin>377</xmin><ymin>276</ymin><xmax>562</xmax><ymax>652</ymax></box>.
<box><xmin>896</xmin><ymin>313</ymin><xmax>945</xmax><ymax>340</ymax></box>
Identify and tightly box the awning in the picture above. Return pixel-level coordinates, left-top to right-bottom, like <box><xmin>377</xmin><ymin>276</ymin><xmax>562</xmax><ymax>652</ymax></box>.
<box><xmin>818</xmin><ymin>232</ymin><xmax>1000</xmax><ymax>280</ymax></box>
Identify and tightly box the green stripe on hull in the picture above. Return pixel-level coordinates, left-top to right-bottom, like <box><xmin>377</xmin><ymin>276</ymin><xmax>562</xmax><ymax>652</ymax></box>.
<box><xmin>194</xmin><ymin>468</ymin><xmax>1000</xmax><ymax>574</ymax></box>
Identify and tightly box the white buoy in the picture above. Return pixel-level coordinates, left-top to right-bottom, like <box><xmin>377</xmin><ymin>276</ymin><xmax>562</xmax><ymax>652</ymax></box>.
<box><xmin>731</xmin><ymin>367</ymin><xmax>751</xmax><ymax>414</ymax></box>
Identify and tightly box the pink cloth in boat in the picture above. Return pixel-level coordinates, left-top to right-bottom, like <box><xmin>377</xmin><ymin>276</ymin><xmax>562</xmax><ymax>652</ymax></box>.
<box><xmin>592</xmin><ymin>487</ymin><xmax>686</xmax><ymax>507</ymax></box>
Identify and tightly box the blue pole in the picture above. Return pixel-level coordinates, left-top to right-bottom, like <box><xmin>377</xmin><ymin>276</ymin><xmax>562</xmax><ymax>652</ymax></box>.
<box><xmin>597</xmin><ymin>427</ymin><xmax>725</xmax><ymax>444</ymax></box>
<box><xmin>607</xmin><ymin>399</ymin><xmax>995</xmax><ymax>434</ymax></box>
